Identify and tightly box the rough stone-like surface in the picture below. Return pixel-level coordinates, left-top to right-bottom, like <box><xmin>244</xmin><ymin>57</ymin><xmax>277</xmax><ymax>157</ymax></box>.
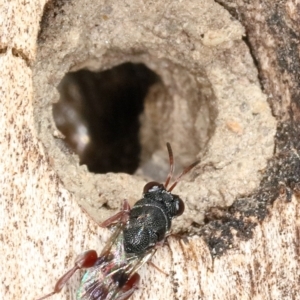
<box><xmin>33</xmin><ymin>0</ymin><xmax>275</xmax><ymax>231</ymax></box>
<box><xmin>0</xmin><ymin>0</ymin><xmax>45</xmax><ymax>60</ymax></box>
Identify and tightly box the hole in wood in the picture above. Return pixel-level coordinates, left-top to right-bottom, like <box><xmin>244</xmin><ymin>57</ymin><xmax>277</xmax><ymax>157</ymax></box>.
<box><xmin>53</xmin><ymin>62</ymin><xmax>160</xmax><ymax>174</ymax></box>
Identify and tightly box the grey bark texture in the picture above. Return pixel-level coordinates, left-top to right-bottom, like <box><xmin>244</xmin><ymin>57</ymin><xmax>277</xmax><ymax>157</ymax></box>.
<box><xmin>1</xmin><ymin>0</ymin><xmax>299</xmax><ymax>300</ymax></box>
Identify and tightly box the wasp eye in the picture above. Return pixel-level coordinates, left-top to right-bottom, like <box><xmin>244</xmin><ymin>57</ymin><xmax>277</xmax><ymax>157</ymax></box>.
<box><xmin>175</xmin><ymin>197</ymin><xmax>185</xmax><ymax>216</ymax></box>
<box><xmin>143</xmin><ymin>181</ymin><xmax>164</xmax><ymax>194</ymax></box>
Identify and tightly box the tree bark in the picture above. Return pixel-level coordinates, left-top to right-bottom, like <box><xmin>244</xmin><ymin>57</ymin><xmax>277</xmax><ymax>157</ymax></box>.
<box><xmin>1</xmin><ymin>1</ymin><xmax>299</xmax><ymax>300</ymax></box>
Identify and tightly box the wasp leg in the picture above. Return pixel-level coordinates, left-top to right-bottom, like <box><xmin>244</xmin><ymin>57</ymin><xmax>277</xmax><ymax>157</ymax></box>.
<box><xmin>119</xmin><ymin>273</ymin><xmax>140</xmax><ymax>300</ymax></box>
<box><xmin>36</xmin><ymin>250</ymin><xmax>98</xmax><ymax>300</ymax></box>
<box><xmin>147</xmin><ymin>261</ymin><xmax>168</xmax><ymax>276</ymax></box>
<box><xmin>100</xmin><ymin>199</ymin><xmax>131</xmax><ymax>228</ymax></box>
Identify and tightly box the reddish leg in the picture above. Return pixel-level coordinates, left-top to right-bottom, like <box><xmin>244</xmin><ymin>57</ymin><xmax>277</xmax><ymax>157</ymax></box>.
<box><xmin>119</xmin><ymin>273</ymin><xmax>140</xmax><ymax>300</ymax></box>
<box><xmin>100</xmin><ymin>199</ymin><xmax>131</xmax><ymax>228</ymax></box>
<box><xmin>164</xmin><ymin>142</ymin><xmax>174</xmax><ymax>189</ymax></box>
<box><xmin>145</xmin><ymin>239</ymin><xmax>169</xmax><ymax>276</ymax></box>
<box><xmin>36</xmin><ymin>250</ymin><xmax>98</xmax><ymax>300</ymax></box>
<box><xmin>147</xmin><ymin>261</ymin><xmax>168</xmax><ymax>276</ymax></box>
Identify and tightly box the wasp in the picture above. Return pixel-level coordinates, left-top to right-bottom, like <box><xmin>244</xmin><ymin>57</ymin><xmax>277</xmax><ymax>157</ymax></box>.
<box><xmin>37</xmin><ymin>143</ymin><xmax>198</xmax><ymax>300</ymax></box>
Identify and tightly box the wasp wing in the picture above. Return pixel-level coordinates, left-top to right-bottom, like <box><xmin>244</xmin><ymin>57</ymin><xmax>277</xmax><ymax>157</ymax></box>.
<box><xmin>77</xmin><ymin>224</ymin><xmax>155</xmax><ymax>300</ymax></box>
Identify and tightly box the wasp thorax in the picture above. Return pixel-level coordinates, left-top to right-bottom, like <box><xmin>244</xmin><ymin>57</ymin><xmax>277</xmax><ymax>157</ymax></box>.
<box><xmin>123</xmin><ymin>224</ymin><xmax>158</xmax><ymax>254</ymax></box>
<box><xmin>123</xmin><ymin>183</ymin><xmax>185</xmax><ymax>254</ymax></box>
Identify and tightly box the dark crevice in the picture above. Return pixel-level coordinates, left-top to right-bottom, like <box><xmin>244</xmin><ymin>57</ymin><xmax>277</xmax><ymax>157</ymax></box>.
<box><xmin>11</xmin><ymin>48</ymin><xmax>30</xmax><ymax>66</ymax></box>
<box><xmin>242</xmin><ymin>35</ymin><xmax>264</xmax><ymax>91</ymax></box>
<box><xmin>0</xmin><ymin>47</ymin><xmax>8</xmax><ymax>54</ymax></box>
<box><xmin>38</xmin><ymin>0</ymin><xmax>68</xmax><ymax>42</ymax></box>
<box><xmin>53</xmin><ymin>62</ymin><xmax>160</xmax><ymax>174</ymax></box>
<box><xmin>214</xmin><ymin>0</ymin><xmax>243</xmax><ymax>21</ymax></box>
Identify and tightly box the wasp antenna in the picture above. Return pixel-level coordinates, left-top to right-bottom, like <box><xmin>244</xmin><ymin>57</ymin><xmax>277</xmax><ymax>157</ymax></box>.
<box><xmin>168</xmin><ymin>160</ymin><xmax>199</xmax><ymax>192</ymax></box>
<box><xmin>164</xmin><ymin>142</ymin><xmax>174</xmax><ymax>189</ymax></box>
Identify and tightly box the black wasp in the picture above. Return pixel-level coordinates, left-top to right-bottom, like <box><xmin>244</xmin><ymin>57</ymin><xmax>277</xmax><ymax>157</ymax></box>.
<box><xmin>37</xmin><ymin>143</ymin><xmax>198</xmax><ymax>300</ymax></box>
